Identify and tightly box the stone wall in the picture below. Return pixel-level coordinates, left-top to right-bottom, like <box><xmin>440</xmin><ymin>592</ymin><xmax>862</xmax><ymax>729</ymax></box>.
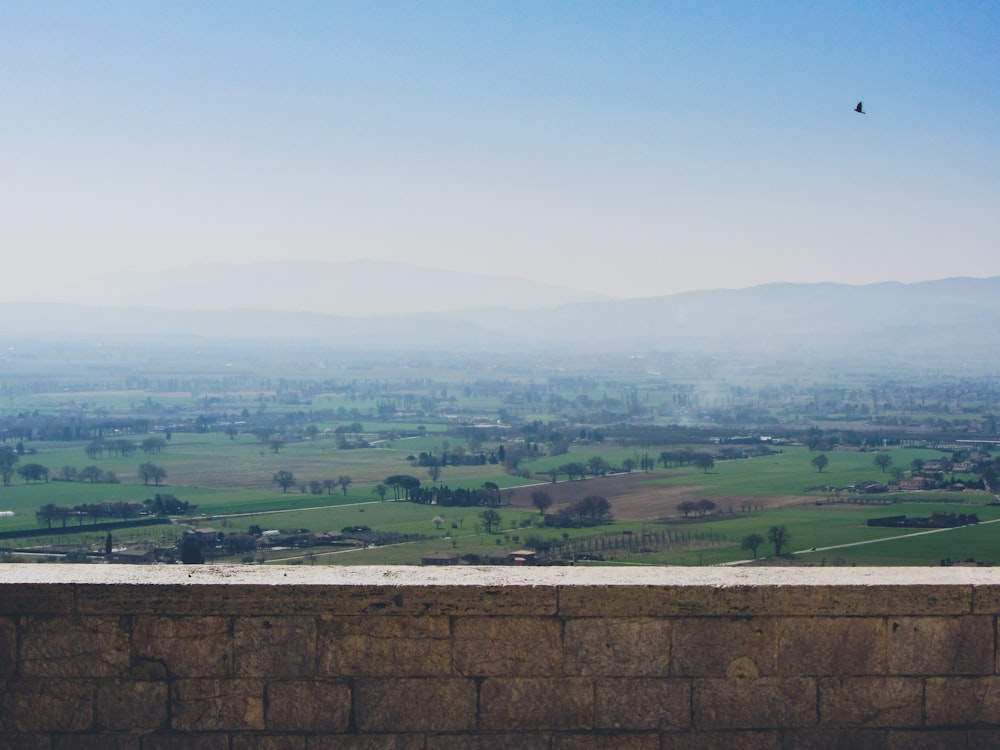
<box><xmin>3</xmin><ymin>565</ymin><xmax>1000</xmax><ymax>748</ymax></box>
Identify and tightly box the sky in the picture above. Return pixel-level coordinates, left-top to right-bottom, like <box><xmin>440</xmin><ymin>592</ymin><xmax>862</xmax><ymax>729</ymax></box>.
<box><xmin>2</xmin><ymin>1</ymin><xmax>998</xmax><ymax>300</ymax></box>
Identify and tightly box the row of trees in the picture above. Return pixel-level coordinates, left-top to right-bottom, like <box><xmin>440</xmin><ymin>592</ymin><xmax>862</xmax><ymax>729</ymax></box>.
<box><xmin>36</xmin><ymin>493</ymin><xmax>194</xmax><ymax>529</ymax></box>
<box><xmin>85</xmin><ymin>436</ymin><xmax>166</xmax><ymax>459</ymax></box>
<box><xmin>741</xmin><ymin>526</ymin><xmax>791</xmax><ymax>559</ymax></box>
<box><xmin>272</xmin><ymin>471</ymin><xmax>352</xmax><ymax>495</ymax></box>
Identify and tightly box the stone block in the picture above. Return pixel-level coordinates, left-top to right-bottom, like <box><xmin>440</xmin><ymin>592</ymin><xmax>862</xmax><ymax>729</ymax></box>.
<box><xmin>926</xmin><ymin>676</ymin><xmax>1000</xmax><ymax>726</ymax></box>
<box><xmin>132</xmin><ymin>616</ymin><xmax>231</xmax><ymax>678</ymax></box>
<box><xmin>231</xmin><ymin>737</ymin><xmax>305</xmax><ymax>750</ymax></box>
<box><xmin>660</xmin><ymin>730</ymin><xmax>780</xmax><ymax>749</ymax></box>
<box><xmin>692</xmin><ymin>677</ymin><xmax>816</xmax><ymax>730</ymax></box>
<box><xmin>427</xmin><ymin>734</ymin><xmax>551</xmax><ymax>750</ymax></box>
<box><xmin>169</xmin><ymin>679</ymin><xmax>265</xmax><ymax>732</ymax></box>
<box><xmin>552</xmin><ymin>735</ymin><xmax>660</xmax><ymax>750</ymax></box>
<box><xmin>818</xmin><ymin>676</ymin><xmax>923</xmax><ymax>728</ymax></box>
<box><xmin>233</xmin><ymin>616</ymin><xmax>315</xmax><ymax>678</ymax></box>
<box><xmin>1</xmin><ymin>734</ymin><xmax>53</xmax><ymax>750</ymax></box>
<box><xmin>306</xmin><ymin>736</ymin><xmax>426</xmax><ymax>750</ymax></box>
<box><xmin>140</xmin><ymin>736</ymin><xmax>230</xmax><ymax>750</ymax></box>
<box><xmin>671</xmin><ymin>617</ymin><xmax>778</xmax><ymax>678</ymax></box>
<box><xmin>780</xmin><ymin>729</ymin><xmax>888</xmax><ymax>750</ymax></box>
<box><xmin>354</xmin><ymin>678</ymin><xmax>477</xmax><ymax>732</ymax></box>
<box><xmin>0</xmin><ymin>678</ymin><xmax>94</xmax><ymax>732</ymax></box>
<box><xmin>886</xmin><ymin>730</ymin><xmax>976</xmax><ymax>749</ymax></box>
<box><xmin>53</xmin><ymin>736</ymin><xmax>141</xmax><ymax>750</ymax></box>
<box><xmin>452</xmin><ymin>616</ymin><xmax>561</xmax><ymax>677</ymax></box>
<box><xmin>0</xmin><ymin>583</ymin><xmax>75</xmax><ymax>616</ymax></box>
<box><xmin>95</xmin><ymin>679</ymin><xmax>168</xmax><ymax>732</ymax></box>
<box><xmin>779</xmin><ymin>617</ymin><xmax>886</xmax><ymax>676</ymax></box>
<box><xmin>19</xmin><ymin>615</ymin><xmax>129</xmax><ymax>678</ymax></box>
<box><xmin>563</xmin><ymin>618</ymin><xmax>670</xmax><ymax>676</ymax></box>
<box><xmin>264</xmin><ymin>680</ymin><xmax>351</xmax><ymax>732</ymax></box>
<box><xmin>0</xmin><ymin>616</ymin><xmax>16</xmax><ymax>679</ymax></box>
<box><xmin>557</xmin><ymin>583</ymin><xmax>971</xmax><ymax>618</ymax></box>
<box><xmin>317</xmin><ymin>615</ymin><xmax>450</xmax><ymax>677</ymax></box>
<box><xmin>594</xmin><ymin>677</ymin><xmax>690</xmax><ymax>730</ymax></box>
<box><xmin>479</xmin><ymin>677</ymin><xmax>593</xmax><ymax>730</ymax></box>
<box><xmin>887</xmin><ymin>616</ymin><xmax>993</xmax><ymax>675</ymax></box>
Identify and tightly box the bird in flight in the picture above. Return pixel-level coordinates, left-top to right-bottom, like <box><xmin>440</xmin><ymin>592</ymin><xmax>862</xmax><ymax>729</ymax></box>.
<box><xmin>855</xmin><ymin>101</ymin><xmax>865</xmax><ymax>114</ymax></box>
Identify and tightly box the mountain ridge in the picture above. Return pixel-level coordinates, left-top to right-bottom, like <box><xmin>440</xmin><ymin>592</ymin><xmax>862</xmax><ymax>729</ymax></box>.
<box><xmin>2</xmin><ymin>274</ymin><xmax>998</xmax><ymax>369</ymax></box>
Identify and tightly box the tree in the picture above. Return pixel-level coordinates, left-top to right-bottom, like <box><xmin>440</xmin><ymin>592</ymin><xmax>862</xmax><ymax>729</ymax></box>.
<box><xmin>741</xmin><ymin>533</ymin><xmax>765</xmax><ymax>559</ymax></box>
<box><xmin>811</xmin><ymin>454</ymin><xmax>829</xmax><ymax>473</ymax></box>
<box><xmin>0</xmin><ymin>446</ymin><xmax>19</xmax><ymax>486</ymax></box>
<box><xmin>373</xmin><ymin>484</ymin><xmax>387</xmax><ymax>501</ymax></box>
<box><xmin>531</xmin><ymin>491</ymin><xmax>553</xmax><ymax>515</ymax></box>
<box><xmin>696</xmin><ymin>498</ymin><xmax>716</xmax><ymax>517</ymax></box>
<box><xmin>911</xmin><ymin>458</ymin><xmax>926</xmax><ymax>473</ymax></box>
<box><xmin>79</xmin><ymin>465</ymin><xmax>104</xmax><ymax>483</ymax></box>
<box><xmin>480</xmin><ymin>508</ymin><xmax>502</xmax><ymax>534</ymax></box>
<box><xmin>338</xmin><ymin>475</ymin><xmax>353</xmax><ymax>496</ymax></box>
<box><xmin>874</xmin><ymin>453</ymin><xmax>893</xmax><ymax>473</ymax></box>
<box><xmin>137</xmin><ymin>462</ymin><xmax>166</xmax><ymax>486</ymax></box>
<box><xmin>180</xmin><ymin>535</ymin><xmax>205</xmax><ymax>564</ymax></box>
<box><xmin>767</xmin><ymin>525</ymin><xmax>791</xmax><ymax>556</ymax></box>
<box><xmin>17</xmin><ymin>463</ymin><xmax>49</xmax><ymax>483</ymax></box>
<box><xmin>105</xmin><ymin>533</ymin><xmax>113</xmax><ymax>556</ymax></box>
<box><xmin>141</xmin><ymin>436</ymin><xmax>166</xmax><ymax>454</ymax></box>
<box><xmin>693</xmin><ymin>453</ymin><xmax>715</xmax><ymax>474</ymax></box>
<box><xmin>427</xmin><ymin>465</ymin><xmax>441</xmax><ymax>482</ymax></box>
<box><xmin>273</xmin><ymin>470</ymin><xmax>296</xmax><ymax>493</ymax></box>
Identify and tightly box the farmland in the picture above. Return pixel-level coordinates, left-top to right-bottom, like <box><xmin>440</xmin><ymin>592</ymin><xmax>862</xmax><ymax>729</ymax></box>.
<box><xmin>2</xmin><ymin>343</ymin><xmax>999</xmax><ymax>567</ymax></box>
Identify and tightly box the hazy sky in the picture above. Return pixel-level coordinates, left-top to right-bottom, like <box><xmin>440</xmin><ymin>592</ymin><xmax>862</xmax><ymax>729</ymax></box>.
<box><xmin>3</xmin><ymin>1</ymin><xmax>998</xmax><ymax>300</ymax></box>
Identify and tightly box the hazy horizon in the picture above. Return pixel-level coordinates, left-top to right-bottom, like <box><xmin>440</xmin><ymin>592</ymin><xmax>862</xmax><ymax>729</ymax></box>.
<box><xmin>3</xmin><ymin>2</ymin><xmax>998</xmax><ymax>302</ymax></box>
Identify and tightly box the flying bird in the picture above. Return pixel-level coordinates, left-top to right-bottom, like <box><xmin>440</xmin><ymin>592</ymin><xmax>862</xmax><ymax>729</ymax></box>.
<box><xmin>855</xmin><ymin>101</ymin><xmax>865</xmax><ymax>114</ymax></box>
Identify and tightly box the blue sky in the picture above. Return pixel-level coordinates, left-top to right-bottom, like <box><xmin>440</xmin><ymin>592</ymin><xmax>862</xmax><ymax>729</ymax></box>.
<box><xmin>2</xmin><ymin>1</ymin><xmax>998</xmax><ymax>299</ymax></box>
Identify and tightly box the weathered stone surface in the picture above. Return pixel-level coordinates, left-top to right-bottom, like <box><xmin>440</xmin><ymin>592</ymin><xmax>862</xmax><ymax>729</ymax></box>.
<box><xmin>95</xmin><ymin>679</ymin><xmax>168</xmax><ymax>732</ymax></box>
<box><xmin>671</xmin><ymin>617</ymin><xmax>778</xmax><ymax>678</ymax></box>
<box><xmin>594</xmin><ymin>677</ymin><xmax>690</xmax><ymax>730</ymax></box>
<box><xmin>479</xmin><ymin>677</ymin><xmax>593</xmax><ymax>730</ymax></box>
<box><xmin>926</xmin><ymin>676</ymin><xmax>1000</xmax><ymax>726</ymax></box>
<box><xmin>693</xmin><ymin>677</ymin><xmax>816</xmax><ymax>730</ymax></box>
<box><xmin>169</xmin><ymin>679</ymin><xmax>265</xmax><ymax>731</ymax></box>
<box><xmin>19</xmin><ymin>615</ymin><xmax>129</xmax><ymax>678</ymax></box>
<box><xmin>0</xmin><ymin>678</ymin><xmax>94</xmax><ymax>732</ymax></box>
<box><xmin>354</xmin><ymin>678</ymin><xmax>477</xmax><ymax>732</ymax></box>
<box><xmin>132</xmin><ymin>616</ymin><xmax>231</xmax><ymax>678</ymax></box>
<box><xmin>233</xmin><ymin>616</ymin><xmax>315</xmax><ymax>678</ymax></box>
<box><xmin>4</xmin><ymin>566</ymin><xmax>1000</xmax><ymax>745</ymax></box>
<box><xmin>427</xmin><ymin>733</ymin><xmax>551</xmax><ymax>750</ymax></box>
<box><xmin>779</xmin><ymin>617</ymin><xmax>886</xmax><ymax>676</ymax></box>
<box><xmin>317</xmin><ymin>615</ymin><xmax>450</xmax><ymax>677</ymax></box>
<box><xmin>452</xmin><ymin>616</ymin><xmax>561</xmax><ymax>677</ymax></box>
<box><xmin>0</xmin><ymin>617</ymin><xmax>16</xmax><ymax>680</ymax></box>
<box><xmin>887</xmin><ymin>615</ymin><xmax>993</xmax><ymax>675</ymax></box>
<box><xmin>264</xmin><ymin>680</ymin><xmax>350</xmax><ymax>732</ymax></box>
<box><xmin>563</xmin><ymin>618</ymin><xmax>670</xmax><ymax>676</ymax></box>
<box><xmin>818</xmin><ymin>676</ymin><xmax>923</xmax><ymax>727</ymax></box>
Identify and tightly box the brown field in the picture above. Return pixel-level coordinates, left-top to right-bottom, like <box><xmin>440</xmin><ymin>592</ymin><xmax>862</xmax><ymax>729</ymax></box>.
<box><xmin>505</xmin><ymin>472</ymin><xmax>807</xmax><ymax>520</ymax></box>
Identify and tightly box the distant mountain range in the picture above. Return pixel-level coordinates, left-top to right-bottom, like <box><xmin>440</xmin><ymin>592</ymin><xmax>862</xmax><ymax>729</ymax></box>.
<box><xmin>3</xmin><ymin>264</ymin><xmax>1000</xmax><ymax>369</ymax></box>
<box><xmin>28</xmin><ymin>260</ymin><xmax>608</xmax><ymax>316</ymax></box>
